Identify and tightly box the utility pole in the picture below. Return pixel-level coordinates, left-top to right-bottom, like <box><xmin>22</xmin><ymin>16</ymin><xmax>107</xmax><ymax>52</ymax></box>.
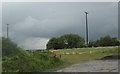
<box><xmin>85</xmin><ymin>12</ymin><xmax>89</xmax><ymax>46</ymax></box>
<box><xmin>7</xmin><ymin>24</ymin><xmax>9</xmax><ymax>39</ymax></box>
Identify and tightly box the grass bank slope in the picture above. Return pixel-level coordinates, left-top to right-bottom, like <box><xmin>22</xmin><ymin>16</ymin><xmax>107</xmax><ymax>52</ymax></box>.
<box><xmin>2</xmin><ymin>37</ymin><xmax>63</xmax><ymax>72</ymax></box>
<box><xmin>51</xmin><ymin>46</ymin><xmax>118</xmax><ymax>63</ymax></box>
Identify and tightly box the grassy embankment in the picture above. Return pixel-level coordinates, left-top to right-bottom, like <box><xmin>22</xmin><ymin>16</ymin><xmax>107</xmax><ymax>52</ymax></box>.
<box><xmin>52</xmin><ymin>46</ymin><xmax>119</xmax><ymax>63</ymax></box>
<box><xmin>2</xmin><ymin>49</ymin><xmax>63</xmax><ymax>72</ymax></box>
<box><xmin>2</xmin><ymin>37</ymin><xmax>63</xmax><ymax>72</ymax></box>
<box><xmin>44</xmin><ymin>46</ymin><xmax>119</xmax><ymax>71</ymax></box>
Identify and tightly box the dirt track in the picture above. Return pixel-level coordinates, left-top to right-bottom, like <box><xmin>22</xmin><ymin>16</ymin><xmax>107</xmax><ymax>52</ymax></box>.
<box><xmin>56</xmin><ymin>60</ymin><xmax>118</xmax><ymax>72</ymax></box>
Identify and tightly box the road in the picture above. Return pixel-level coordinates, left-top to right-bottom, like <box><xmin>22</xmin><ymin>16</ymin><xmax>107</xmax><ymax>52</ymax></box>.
<box><xmin>56</xmin><ymin>60</ymin><xmax>118</xmax><ymax>72</ymax></box>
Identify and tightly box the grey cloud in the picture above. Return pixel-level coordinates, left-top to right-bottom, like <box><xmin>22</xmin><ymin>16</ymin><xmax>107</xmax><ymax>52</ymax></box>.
<box><xmin>2</xmin><ymin>2</ymin><xmax>118</xmax><ymax>49</ymax></box>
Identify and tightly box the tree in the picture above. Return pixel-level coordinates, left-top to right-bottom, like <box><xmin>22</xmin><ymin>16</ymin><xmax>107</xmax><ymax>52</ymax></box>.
<box><xmin>60</xmin><ymin>34</ymin><xmax>85</xmax><ymax>48</ymax></box>
<box><xmin>2</xmin><ymin>37</ymin><xmax>21</xmax><ymax>56</ymax></box>
<box><xmin>46</xmin><ymin>34</ymin><xmax>85</xmax><ymax>49</ymax></box>
<box><xmin>88</xmin><ymin>35</ymin><xmax>120</xmax><ymax>47</ymax></box>
<box><xmin>46</xmin><ymin>37</ymin><xmax>65</xmax><ymax>49</ymax></box>
<box><xmin>98</xmin><ymin>35</ymin><xmax>119</xmax><ymax>46</ymax></box>
<box><xmin>46</xmin><ymin>38</ymin><xmax>57</xmax><ymax>49</ymax></box>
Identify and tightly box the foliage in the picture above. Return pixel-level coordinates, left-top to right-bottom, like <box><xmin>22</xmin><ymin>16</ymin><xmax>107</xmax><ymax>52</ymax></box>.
<box><xmin>0</xmin><ymin>37</ymin><xmax>2</xmax><ymax>60</ymax></box>
<box><xmin>88</xmin><ymin>35</ymin><xmax>120</xmax><ymax>47</ymax></box>
<box><xmin>2</xmin><ymin>37</ymin><xmax>22</xmax><ymax>56</ymax></box>
<box><xmin>60</xmin><ymin>34</ymin><xmax>85</xmax><ymax>48</ymax></box>
<box><xmin>98</xmin><ymin>35</ymin><xmax>120</xmax><ymax>46</ymax></box>
<box><xmin>47</xmin><ymin>34</ymin><xmax>85</xmax><ymax>49</ymax></box>
<box><xmin>2</xmin><ymin>52</ymin><xmax>62</xmax><ymax>72</ymax></box>
<box><xmin>46</xmin><ymin>37</ymin><xmax>64</xmax><ymax>49</ymax></box>
<box><xmin>0</xmin><ymin>37</ymin><xmax>1</xmax><ymax>47</ymax></box>
<box><xmin>2</xmin><ymin>37</ymin><xmax>63</xmax><ymax>72</ymax></box>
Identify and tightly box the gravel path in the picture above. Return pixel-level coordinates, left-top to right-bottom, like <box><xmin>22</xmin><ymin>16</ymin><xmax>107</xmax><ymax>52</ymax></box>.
<box><xmin>56</xmin><ymin>60</ymin><xmax>118</xmax><ymax>72</ymax></box>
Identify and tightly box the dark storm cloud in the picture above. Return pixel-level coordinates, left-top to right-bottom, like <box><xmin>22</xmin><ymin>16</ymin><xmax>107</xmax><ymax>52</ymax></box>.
<box><xmin>2</xmin><ymin>2</ymin><xmax>118</xmax><ymax>49</ymax></box>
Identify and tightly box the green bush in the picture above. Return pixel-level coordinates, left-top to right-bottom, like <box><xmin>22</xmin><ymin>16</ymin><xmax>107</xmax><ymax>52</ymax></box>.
<box><xmin>2</xmin><ymin>37</ymin><xmax>24</xmax><ymax>56</ymax></box>
<box><xmin>2</xmin><ymin>37</ymin><xmax>63</xmax><ymax>72</ymax></box>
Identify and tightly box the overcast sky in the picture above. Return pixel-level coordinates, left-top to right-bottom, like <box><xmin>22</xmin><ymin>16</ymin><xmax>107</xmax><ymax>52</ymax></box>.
<box><xmin>2</xmin><ymin>2</ymin><xmax>118</xmax><ymax>49</ymax></box>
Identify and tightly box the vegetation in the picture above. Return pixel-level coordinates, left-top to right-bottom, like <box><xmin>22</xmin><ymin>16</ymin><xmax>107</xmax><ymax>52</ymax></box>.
<box><xmin>2</xmin><ymin>34</ymin><xmax>119</xmax><ymax>72</ymax></box>
<box><xmin>2</xmin><ymin>46</ymin><xmax>119</xmax><ymax>72</ymax></box>
<box><xmin>88</xmin><ymin>35</ymin><xmax>120</xmax><ymax>47</ymax></box>
<box><xmin>0</xmin><ymin>37</ymin><xmax>1</xmax><ymax>73</ymax></box>
<box><xmin>2</xmin><ymin>37</ymin><xmax>24</xmax><ymax>57</ymax></box>
<box><xmin>49</xmin><ymin>46</ymin><xmax>118</xmax><ymax>63</ymax></box>
<box><xmin>47</xmin><ymin>34</ymin><xmax>85</xmax><ymax>49</ymax></box>
<box><xmin>2</xmin><ymin>37</ymin><xmax>63</xmax><ymax>72</ymax></box>
<box><xmin>0</xmin><ymin>37</ymin><xmax>2</xmax><ymax>58</ymax></box>
<box><xmin>46</xmin><ymin>37</ymin><xmax>64</xmax><ymax>49</ymax></box>
<box><xmin>47</xmin><ymin>34</ymin><xmax>119</xmax><ymax>50</ymax></box>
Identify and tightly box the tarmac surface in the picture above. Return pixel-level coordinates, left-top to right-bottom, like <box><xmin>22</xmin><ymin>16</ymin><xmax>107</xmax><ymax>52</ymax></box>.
<box><xmin>56</xmin><ymin>60</ymin><xmax>119</xmax><ymax>72</ymax></box>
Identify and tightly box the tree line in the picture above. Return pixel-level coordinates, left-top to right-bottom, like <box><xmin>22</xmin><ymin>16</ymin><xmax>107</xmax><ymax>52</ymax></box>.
<box><xmin>88</xmin><ymin>35</ymin><xmax>120</xmax><ymax>47</ymax></box>
<box><xmin>46</xmin><ymin>34</ymin><xmax>120</xmax><ymax>49</ymax></box>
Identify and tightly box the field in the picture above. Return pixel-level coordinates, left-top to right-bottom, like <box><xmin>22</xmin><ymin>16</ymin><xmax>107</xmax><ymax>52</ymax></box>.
<box><xmin>48</xmin><ymin>46</ymin><xmax>119</xmax><ymax>63</ymax></box>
